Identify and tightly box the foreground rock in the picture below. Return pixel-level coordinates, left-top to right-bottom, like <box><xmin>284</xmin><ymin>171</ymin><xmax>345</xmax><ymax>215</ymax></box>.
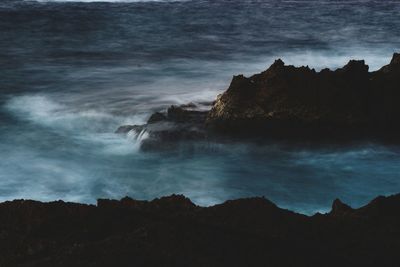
<box><xmin>118</xmin><ymin>53</ymin><xmax>400</xmax><ymax>147</ymax></box>
<box><xmin>1</xmin><ymin>194</ymin><xmax>400</xmax><ymax>266</ymax></box>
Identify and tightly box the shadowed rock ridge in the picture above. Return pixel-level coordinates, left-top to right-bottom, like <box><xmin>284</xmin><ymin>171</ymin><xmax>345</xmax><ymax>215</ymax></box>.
<box><xmin>117</xmin><ymin>53</ymin><xmax>400</xmax><ymax>146</ymax></box>
<box><xmin>1</xmin><ymin>194</ymin><xmax>400</xmax><ymax>266</ymax></box>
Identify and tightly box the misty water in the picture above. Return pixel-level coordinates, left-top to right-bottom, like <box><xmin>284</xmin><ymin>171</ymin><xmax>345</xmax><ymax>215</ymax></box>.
<box><xmin>1</xmin><ymin>0</ymin><xmax>400</xmax><ymax>214</ymax></box>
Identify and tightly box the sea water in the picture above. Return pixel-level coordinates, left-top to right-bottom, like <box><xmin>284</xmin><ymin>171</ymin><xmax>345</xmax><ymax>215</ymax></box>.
<box><xmin>1</xmin><ymin>0</ymin><xmax>400</xmax><ymax>214</ymax></box>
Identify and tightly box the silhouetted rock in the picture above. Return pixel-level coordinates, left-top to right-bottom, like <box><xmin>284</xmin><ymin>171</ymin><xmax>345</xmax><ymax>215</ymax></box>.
<box><xmin>330</xmin><ymin>198</ymin><xmax>353</xmax><ymax>216</ymax></box>
<box><xmin>117</xmin><ymin>53</ymin><xmax>400</xmax><ymax>147</ymax></box>
<box><xmin>206</xmin><ymin>53</ymin><xmax>400</xmax><ymax>139</ymax></box>
<box><xmin>1</xmin><ymin>194</ymin><xmax>400</xmax><ymax>266</ymax></box>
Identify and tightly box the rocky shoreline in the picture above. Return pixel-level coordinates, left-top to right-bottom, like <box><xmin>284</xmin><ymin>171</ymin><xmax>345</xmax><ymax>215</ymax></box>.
<box><xmin>15</xmin><ymin>54</ymin><xmax>397</xmax><ymax>266</ymax></box>
<box><xmin>117</xmin><ymin>53</ymin><xmax>400</xmax><ymax>148</ymax></box>
<box><xmin>1</xmin><ymin>194</ymin><xmax>400</xmax><ymax>266</ymax></box>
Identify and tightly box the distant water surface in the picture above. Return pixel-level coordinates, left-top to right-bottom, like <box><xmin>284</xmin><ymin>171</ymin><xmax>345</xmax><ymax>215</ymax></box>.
<box><xmin>1</xmin><ymin>0</ymin><xmax>400</xmax><ymax>214</ymax></box>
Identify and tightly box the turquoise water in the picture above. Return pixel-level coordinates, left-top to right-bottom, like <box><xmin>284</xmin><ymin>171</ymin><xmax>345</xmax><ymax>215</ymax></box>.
<box><xmin>1</xmin><ymin>0</ymin><xmax>400</xmax><ymax>214</ymax></box>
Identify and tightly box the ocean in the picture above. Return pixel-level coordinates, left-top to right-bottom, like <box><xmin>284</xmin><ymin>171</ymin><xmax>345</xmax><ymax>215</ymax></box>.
<box><xmin>1</xmin><ymin>0</ymin><xmax>400</xmax><ymax>214</ymax></box>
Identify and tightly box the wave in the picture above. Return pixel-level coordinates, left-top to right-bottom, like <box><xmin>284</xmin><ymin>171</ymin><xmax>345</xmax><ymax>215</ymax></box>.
<box><xmin>4</xmin><ymin>94</ymin><xmax>149</xmax><ymax>154</ymax></box>
<box><xmin>5</xmin><ymin>94</ymin><xmax>144</xmax><ymax>131</ymax></box>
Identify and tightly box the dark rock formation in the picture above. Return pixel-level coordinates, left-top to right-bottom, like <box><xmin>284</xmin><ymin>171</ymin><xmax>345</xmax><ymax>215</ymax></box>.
<box><xmin>1</xmin><ymin>194</ymin><xmax>400</xmax><ymax>266</ymax></box>
<box><xmin>116</xmin><ymin>103</ymin><xmax>210</xmax><ymax>149</ymax></box>
<box><xmin>206</xmin><ymin>53</ymin><xmax>400</xmax><ymax>139</ymax></box>
<box><xmin>330</xmin><ymin>198</ymin><xmax>353</xmax><ymax>216</ymax></box>
<box><xmin>117</xmin><ymin>53</ymin><xmax>400</xmax><ymax>147</ymax></box>
<box><xmin>147</xmin><ymin>112</ymin><xmax>167</xmax><ymax>124</ymax></box>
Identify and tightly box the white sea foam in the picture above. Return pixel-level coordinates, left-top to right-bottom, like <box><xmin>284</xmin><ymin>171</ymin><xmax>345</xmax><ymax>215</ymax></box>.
<box><xmin>278</xmin><ymin>50</ymin><xmax>393</xmax><ymax>72</ymax></box>
<box><xmin>236</xmin><ymin>49</ymin><xmax>394</xmax><ymax>76</ymax></box>
<box><xmin>4</xmin><ymin>94</ymin><xmax>149</xmax><ymax>152</ymax></box>
<box><xmin>5</xmin><ymin>94</ymin><xmax>143</xmax><ymax>131</ymax></box>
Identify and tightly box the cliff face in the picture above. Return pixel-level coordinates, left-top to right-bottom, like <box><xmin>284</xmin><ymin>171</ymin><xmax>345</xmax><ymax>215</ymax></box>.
<box><xmin>206</xmin><ymin>54</ymin><xmax>400</xmax><ymax>138</ymax></box>
<box><xmin>1</xmin><ymin>194</ymin><xmax>400</xmax><ymax>266</ymax></box>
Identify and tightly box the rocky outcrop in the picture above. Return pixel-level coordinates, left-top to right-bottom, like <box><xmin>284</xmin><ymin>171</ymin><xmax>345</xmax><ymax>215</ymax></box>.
<box><xmin>116</xmin><ymin>103</ymin><xmax>211</xmax><ymax>149</ymax></box>
<box><xmin>117</xmin><ymin>53</ymin><xmax>400</xmax><ymax>147</ymax></box>
<box><xmin>1</xmin><ymin>194</ymin><xmax>400</xmax><ymax>266</ymax></box>
<box><xmin>206</xmin><ymin>53</ymin><xmax>400</xmax><ymax>139</ymax></box>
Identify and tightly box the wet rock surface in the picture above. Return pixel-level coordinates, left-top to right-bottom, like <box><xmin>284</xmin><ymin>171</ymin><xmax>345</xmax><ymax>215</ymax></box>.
<box><xmin>116</xmin><ymin>103</ymin><xmax>211</xmax><ymax>149</ymax></box>
<box><xmin>1</xmin><ymin>194</ymin><xmax>400</xmax><ymax>266</ymax></box>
